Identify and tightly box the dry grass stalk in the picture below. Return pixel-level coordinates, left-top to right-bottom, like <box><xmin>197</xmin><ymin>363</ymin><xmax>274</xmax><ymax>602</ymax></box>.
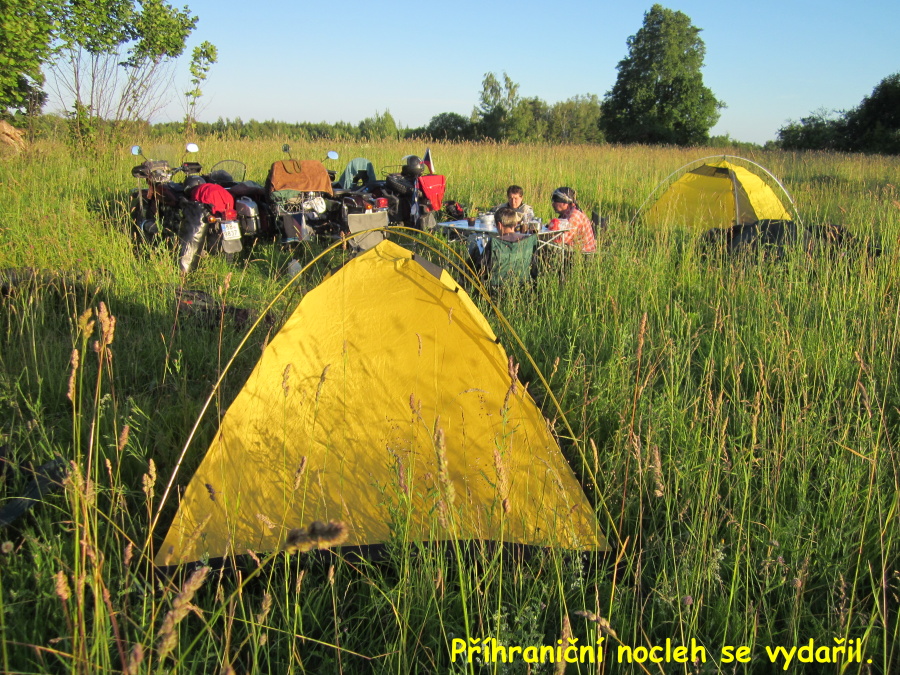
<box><xmin>434</xmin><ymin>426</ymin><xmax>456</xmax><ymax>528</ymax></box>
<box><xmin>0</xmin><ymin>120</ymin><xmax>26</xmax><ymax>152</ymax></box>
<box><xmin>292</xmin><ymin>457</ymin><xmax>307</xmax><ymax>491</ymax></box>
<box><xmin>180</xmin><ymin>514</ymin><xmax>212</xmax><ymax>560</ymax></box>
<box><xmin>493</xmin><ymin>447</ymin><xmax>511</xmax><ymax>515</ymax></box>
<box><xmin>77</xmin><ymin>308</ymin><xmax>95</xmax><ymax>340</ymax></box>
<box><xmin>66</xmin><ymin>349</ymin><xmax>79</xmax><ymax>402</ymax></box>
<box><xmin>256</xmin><ymin>513</ymin><xmax>276</xmax><ymax>530</ymax></box>
<box><xmin>125</xmin><ymin>643</ymin><xmax>144</xmax><ymax>675</ymax></box>
<box><xmin>98</xmin><ymin>301</ymin><xmax>116</xmax><ymax>347</ymax></box>
<box><xmin>156</xmin><ymin>566</ymin><xmax>211</xmax><ymax>661</ymax></box>
<box><xmin>54</xmin><ymin>570</ymin><xmax>71</xmax><ymax>602</ymax></box>
<box><xmin>257</xmin><ymin>592</ymin><xmax>272</xmax><ymax>624</ymax></box>
<box><xmin>409</xmin><ymin>393</ymin><xmax>421</xmax><ymax>416</ymax></box>
<box><xmin>142</xmin><ymin>459</ymin><xmax>157</xmax><ymax>501</ymax></box>
<box><xmin>435</xmin><ymin>566</ymin><xmax>444</xmax><ymax>599</ymax></box>
<box><xmin>117</xmin><ymin>424</ymin><xmax>130</xmax><ymax>452</ymax></box>
<box><xmin>281</xmin><ymin>363</ymin><xmax>291</xmax><ymax>397</ymax></box>
<box><xmin>389</xmin><ymin>446</ymin><xmax>410</xmax><ymax>498</ymax></box>
<box><xmin>649</xmin><ymin>443</ymin><xmax>665</xmax><ymax>497</ymax></box>
<box><xmin>574</xmin><ymin>610</ymin><xmax>618</xmax><ymax>639</ymax></box>
<box><xmin>555</xmin><ymin>614</ymin><xmax>573</xmax><ymax>675</ymax></box>
<box><xmin>315</xmin><ymin>365</ymin><xmax>330</xmax><ymax>403</ymax></box>
<box><xmin>502</xmin><ymin>357</ymin><xmax>520</xmax><ymax>412</ymax></box>
<box><xmin>284</xmin><ymin>520</ymin><xmax>348</xmax><ymax>554</ymax></box>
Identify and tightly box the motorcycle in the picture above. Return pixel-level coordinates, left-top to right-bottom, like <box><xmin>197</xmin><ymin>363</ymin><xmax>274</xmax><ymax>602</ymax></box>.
<box><xmin>129</xmin><ymin>142</ymin><xmax>202</xmax><ymax>243</ymax></box>
<box><xmin>202</xmin><ymin>159</ymin><xmax>272</xmax><ymax>241</ymax></box>
<box><xmin>130</xmin><ymin>144</ymin><xmax>263</xmax><ymax>273</ymax></box>
<box><xmin>330</xmin><ymin>157</ymin><xmax>392</xmax><ymax>251</ymax></box>
<box><xmin>378</xmin><ymin>149</ymin><xmax>446</xmax><ymax>230</ymax></box>
<box><xmin>265</xmin><ymin>145</ymin><xmax>344</xmax><ymax>245</ymax></box>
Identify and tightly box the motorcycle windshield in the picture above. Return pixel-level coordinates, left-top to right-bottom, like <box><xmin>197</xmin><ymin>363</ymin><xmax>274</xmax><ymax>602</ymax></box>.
<box><xmin>207</xmin><ymin>160</ymin><xmax>246</xmax><ymax>184</ymax></box>
<box><xmin>140</xmin><ymin>144</ymin><xmax>180</xmax><ymax>165</ymax></box>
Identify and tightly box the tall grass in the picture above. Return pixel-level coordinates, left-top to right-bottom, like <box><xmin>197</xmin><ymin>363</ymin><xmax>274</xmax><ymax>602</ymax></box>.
<box><xmin>1</xmin><ymin>138</ymin><xmax>898</xmax><ymax>673</ymax></box>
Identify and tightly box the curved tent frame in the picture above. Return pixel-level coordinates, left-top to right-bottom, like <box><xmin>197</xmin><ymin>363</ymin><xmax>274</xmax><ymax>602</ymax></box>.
<box><xmin>630</xmin><ymin>155</ymin><xmax>801</xmax><ymax>229</ymax></box>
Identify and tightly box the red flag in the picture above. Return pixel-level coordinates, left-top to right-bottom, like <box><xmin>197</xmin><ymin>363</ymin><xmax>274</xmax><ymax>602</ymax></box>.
<box><xmin>422</xmin><ymin>148</ymin><xmax>435</xmax><ymax>175</ymax></box>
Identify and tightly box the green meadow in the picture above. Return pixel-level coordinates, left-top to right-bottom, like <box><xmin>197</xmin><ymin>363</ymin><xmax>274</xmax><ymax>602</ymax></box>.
<box><xmin>1</xmin><ymin>138</ymin><xmax>898</xmax><ymax>673</ymax></box>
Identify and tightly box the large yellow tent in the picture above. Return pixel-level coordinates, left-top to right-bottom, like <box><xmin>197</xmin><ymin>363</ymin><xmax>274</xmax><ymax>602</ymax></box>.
<box><xmin>156</xmin><ymin>240</ymin><xmax>605</xmax><ymax>565</ymax></box>
<box><xmin>643</xmin><ymin>158</ymin><xmax>793</xmax><ymax>231</ymax></box>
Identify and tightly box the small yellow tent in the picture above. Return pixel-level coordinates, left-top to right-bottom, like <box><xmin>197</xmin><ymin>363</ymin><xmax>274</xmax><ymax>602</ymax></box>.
<box><xmin>156</xmin><ymin>240</ymin><xmax>605</xmax><ymax>565</ymax></box>
<box><xmin>643</xmin><ymin>158</ymin><xmax>793</xmax><ymax>231</ymax></box>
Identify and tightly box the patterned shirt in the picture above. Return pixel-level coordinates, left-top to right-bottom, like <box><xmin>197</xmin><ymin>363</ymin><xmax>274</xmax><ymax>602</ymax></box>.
<box><xmin>559</xmin><ymin>206</ymin><xmax>596</xmax><ymax>252</ymax></box>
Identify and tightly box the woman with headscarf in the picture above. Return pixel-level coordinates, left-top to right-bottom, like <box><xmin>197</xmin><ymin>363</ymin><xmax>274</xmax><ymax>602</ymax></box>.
<box><xmin>549</xmin><ymin>186</ymin><xmax>596</xmax><ymax>253</ymax></box>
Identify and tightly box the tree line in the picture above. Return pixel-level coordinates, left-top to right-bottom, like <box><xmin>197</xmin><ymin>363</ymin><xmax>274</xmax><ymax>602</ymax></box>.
<box><xmin>777</xmin><ymin>73</ymin><xmax>900</xmax><ymax>155</ymax></box>
<box><xmin>3</xmin><ymin>3</ymin><xmax>897</xmax><ymax>154</ymax></box>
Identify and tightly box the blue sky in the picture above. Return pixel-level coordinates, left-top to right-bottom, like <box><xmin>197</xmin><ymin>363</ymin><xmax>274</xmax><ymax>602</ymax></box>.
<box><xmin>148</xmin><ymin>0</ymin><xmax>899</xmax><ymax>144</ymax></box>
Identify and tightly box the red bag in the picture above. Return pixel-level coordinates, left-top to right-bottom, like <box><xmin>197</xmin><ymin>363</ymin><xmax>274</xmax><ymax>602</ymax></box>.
<box><xmin>192</xmin><ymin>183</ymin><xmax>235</xmax><ymax>218</ymax></box>
<box><xmin>418</xmin><ymin>175</ymin><xmax>446</xmax><ymax>210</ymax></box>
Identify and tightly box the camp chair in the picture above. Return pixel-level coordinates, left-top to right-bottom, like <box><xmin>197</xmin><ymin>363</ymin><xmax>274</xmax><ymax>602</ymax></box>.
<box><xmin>482</xmin><ymin>235</ymin><xmax>540</xmax><ymax>290</ymax></box>
<box><xmin>346</xmin><ymin>210</ymin><xmax>388</xmax><ymax>252</ymax></box>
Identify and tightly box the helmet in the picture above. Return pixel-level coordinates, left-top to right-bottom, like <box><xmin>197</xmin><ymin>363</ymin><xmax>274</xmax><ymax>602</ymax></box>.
<box><xmin>184</xmin><ymin>175</ymin><xmax>206</xmax><ymax>192</ymax></box>
<box><xmin>402</xmin><ymin>155</ymin><xmax>424</xmax><ymax>178</ymax></box>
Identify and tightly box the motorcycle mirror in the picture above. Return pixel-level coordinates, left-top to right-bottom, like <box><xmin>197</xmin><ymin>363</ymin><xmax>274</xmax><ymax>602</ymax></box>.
<box><xmin>282</xmin><ymin>143</ymin><xmax>291</xmax><ymax>153</ymax></box>
<box><xmin>131</xmin><ymin>145</ymin><xmax>142</xmax><ymax>156</ymax></box>
<box><xmin>326</xmin><ymin>150</ymin><xmax>339</xmax><ymax>161</ymax></box>
<box><xmin>185</xmin><ymin>143</ymin><xmax>199</xmax><ymax>153</ymax></box>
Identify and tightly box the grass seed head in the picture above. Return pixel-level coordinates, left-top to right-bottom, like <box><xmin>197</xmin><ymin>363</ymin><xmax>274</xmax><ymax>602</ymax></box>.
<box><xmin>284</xmin><ymin>520</ymin><xmax>348</xmax><ymax>553</ymax></box>
<box><xmin>125</xmin><ymin>643</ymin><xmax>144</xmax><ymax>675</ymax></box>
<box><xmin>54</xmin><ymin>570</ymin><xmax>70</xmax><ymax>602</ymax></box>
<box><xmin>574</xmin><ymin>610</ymin><xmax>618</xmax><ymax>639</ymax></box>
<box><xmin>117</xmin><ymin>424</ymin><xmax>130</xmax><ymax>452</ymax></box>
<box><xmin>66</xmin><ymin>348</ymin><xmax>79</xmax><ymax>401</ymax></box>
<box><xmin>142</xmin><ymin>459</ymin><xmax>157</xmax><ymax>500</ymax></box>
<box><xmin>157</xmin><ymin>566</ymin><xmax>210</xmax><ymax>661</ymax></box>
<box><xmin>292</xmin><ymin>456</ymin><xmax>307</xmax><ymax>491</ymax></box>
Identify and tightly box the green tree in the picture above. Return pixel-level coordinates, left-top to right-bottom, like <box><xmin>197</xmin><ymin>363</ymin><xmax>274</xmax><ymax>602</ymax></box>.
<box><xmin>547</xmin><ymin>95</ymin><xmax>604</xmax><ymax>144</ymax></box>
<box><xmin>777</xmin><ymin>73</ymin><xmax>900</xmax><ymax>155</ymax></box>
<box><xmin>843</xmin><ymin>72</ymin><xmax>900</xmax><ymax>154</ymax></box>
<box><xmin>358</xmin><ymin>110</ymin><xmax>397</xmax><ymax>140</ymax></box>
<box><xmin>425</xmin><ymin>112</ymin><xmax>473</xmax><ymax>141</ymax></box>
<box><xmin>0</xmin><ymin>0</ymin><xmax>58</xmax><ymax>116</ymax></box>
<box><xmin>47</xmin><ymin>0</ymin><xmax>197</xmax><ymax>143</ymax></box>
<box><xmin>776</xmin><ymin>108</ymin><xmax>846</xmax><ymax>152</ymax></box>
<box><xmin>507</xmin><ymin>97</ymin><xmax>549</xmax><ymax>143</ymax></box>
<box><xmin>473</xmin><ymin>71</ymin><xmax>519</xmax><ymax>140</ymax></box>
<box><xmin>184</xmin><ymin>40</ymin><xmax>218</xmax><ymax>137</ymax></box>
<box><xmin>601</xmin><ymin>4</ymin><xmax>723</xmax><ymax>145</ymax></box>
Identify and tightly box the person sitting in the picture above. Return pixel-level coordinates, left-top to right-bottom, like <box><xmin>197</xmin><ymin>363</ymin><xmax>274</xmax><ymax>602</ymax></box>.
<box><xmin>549</xmin><ymin>186</ymin><xmax>596</xmax><ymax>253</ymax></box>
<box><xmin>471</xmin><ymin>207</ymin><xmax>539</xmax><ymax>291</ymax></box>
<box><xmin>492</xmin><ymin>185</ymin><xmax>536</xmax><ymax>232</ymax></box>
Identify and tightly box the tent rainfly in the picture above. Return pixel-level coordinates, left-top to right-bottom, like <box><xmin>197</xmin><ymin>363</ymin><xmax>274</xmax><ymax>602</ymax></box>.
<box><xmin>643</xmin><ymin>158</ymin><xmax>794</xmax><ymax>231</ymax></box>
<box><xmin>156</xmin><ymin>240</ymin><xmax>606</xmax><ymax>565</ymax></box>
